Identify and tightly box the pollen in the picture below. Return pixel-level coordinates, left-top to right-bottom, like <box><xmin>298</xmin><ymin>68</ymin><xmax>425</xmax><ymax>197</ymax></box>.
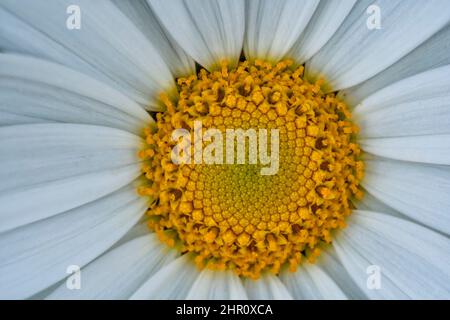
<box><xmin>138</xmin><ymin>59</ymin><xmax>364</xmax><ymax>279</ymax></box>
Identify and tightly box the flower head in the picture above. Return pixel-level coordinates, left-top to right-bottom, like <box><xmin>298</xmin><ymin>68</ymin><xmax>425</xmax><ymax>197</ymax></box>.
<box><xmin>1</xmin><ymin>0</ymin><xmax>450</xmax><ymax>300</ymax></box>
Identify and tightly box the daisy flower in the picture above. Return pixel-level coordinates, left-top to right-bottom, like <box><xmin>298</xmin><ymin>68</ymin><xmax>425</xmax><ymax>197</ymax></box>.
<box><xmin>1</xmin><ymin>0</ymin><xmax>450</xmax><ymax>300</ymax></box>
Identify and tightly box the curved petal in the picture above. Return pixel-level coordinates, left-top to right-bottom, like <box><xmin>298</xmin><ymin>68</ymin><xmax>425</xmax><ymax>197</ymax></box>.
<box><xmin>0</xmin><ymin>0</ymin><xmax>175</xmax><ymax>108</ymax></box>
<box><xmin>244</xmin><ymin>0</ymin><xmax>319</xmax><ymax>62</ymax></box>
<box><xmin>280</xmin><ymin>263</ymin><xmax>347</xmax><ymax>300</ymax></box>
<box><xmin>354</xmin><ymin>66</ymin><xmax>450</xmax><ymax>165</ymax></box>
<box><xmin>112</xmin><ymin>0</ymin><xmax>195</xmax><ymax>77</ymax></box>
<box><xmin>0</xmin><ymin>124</ymin><xmax>143</xmax><ymax>232</ymax></box>
<box><xmin>113</xmin><ymin>220</ymin><xmax>152</xmax><ymax>249</ymax></box>
<box><xmin>47</xmin><ymin>234</ymin><xmax>177</xmax><ymax>299</ymax></box>
<box><xmin>30</xmin><ymin>282</ymin><xmax>63</xmax><ymax>300</ymax></box>
<box><xmin>0</xmin><ymin>112</ymin><xmax>43</xmax><ymax>126</ymax></box>
<box><xmin>339</xmin><ymin>25</ymin><xmax>450</xmax><ymax>106</ymax></box>
<box><xmin>354</xmin><ymin>65</ymin><xmax>450</xmax><ymax>137</ymax></box>
<box><xmin>360</xmin><ymin>135</ymin><xmax>450</xmax><ymax>166</ymax></box>
<box><xmin>186</xmin><ymin>269</ymin><xmax>247</xmax><ymax>300</ymax></box>
<box><xmin>0</xmin><ymin>54</ymin><xmax>152</xmax><ymax>133</ymax></box>
<box><xmin>306</xmin><ymin>0</ymin><xmax>450</xmax><ymax>91</ymax></box>
<box><xmin>0</xmin><ymin>184</ymin><xmax>148</xmax><ymax>299</ymax></box>
<box><xmin>287</xmin><ymin>0</ymin><xmax>356</xmax><ymax>64</ymax></box>
<box><xmin>335</xmin><ymin>211</ymin><xmax>450</xmax><ymax>299</ymax></box>
<box><xmin>316</xmin><ymin>251</ymin><xmax>367</xmax><ymax>299</ymax></box>
<box><xmin>148</xmin><ymin>0</ymin><xmax>245</xmax><ymax>70</ymax></box>
<box><xmin>244</xmin><ymin>275</ymin><xmax>292</xmax><ymax>300</ymax></box>
<box><xmin>130</xmin><ymin>254</ymin><xmax>199</xmax><ymax>299</ymax></box>
<box><xmin>353</xmin><ymin>189</ymin><xmax>404</xmax><ymax>219</ymax></box>
<box><xmin>363</xmin><ymin>158</ymin><xmax>450</xmax><ymax>235</ymax></box>
<box><xmin>334</xmin><ymin>234</ymin><xmax>409</xmax><ymax>299</ymax></box>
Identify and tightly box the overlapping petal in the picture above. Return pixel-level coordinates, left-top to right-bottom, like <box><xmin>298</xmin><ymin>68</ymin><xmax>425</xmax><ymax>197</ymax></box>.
<box><xmin>0</xmin><ymin>124</ymin><xmax>143</xmax><ymax>232</ymax></box>
<box><xmin>306</xmin><ymin>0</ymin><xmax>450</xmax><ymax>91</ymax></box>
<box><xmin>47</xmin><ymin>234</ymin><xmax>177</xmax><ymax>299</ymax></box>
<box><xmin>335</xmin><ymin>211</ymin><xmax>450</xmax><ymax>299</ymax></box>
<box><xmin>244</xmin><ymin>0</ymin><xmax>319</xmax><ymax>62</ymax></box>
<box><xmin>0</xmin><ymin>54</ymin><xmax>152</xmax><ymax>133</ymax></box>
<box><xmin>148</xmin><ymin>0</ymin><xmax>245</xmax><ymax>70</ymax></box>
<box><xmin>0</xmin><ymin>184</ymin><xmax>147</xmax><ymax>299</ymax></box>
<box><xmin>0</xmin><ymin>0</ymin><xmax>175</xmax><ymax>108</ymax></box>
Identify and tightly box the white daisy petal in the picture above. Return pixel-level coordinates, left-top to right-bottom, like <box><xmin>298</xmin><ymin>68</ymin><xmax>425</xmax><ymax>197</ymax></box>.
<box><xmin>0</xmin><ymin>54</ymin><xmax>152</xmax><ymax>133</ymax></box>
<box><xmin>306</xmin><ymin>0</ymin><xmax>450</xmax><ymax>91</ymax></box>
<box><xmin>244</xmin><ymin>0</ymin><xmax>319</xmax><ymax>62</ymax></box>
<box><xmin>354</xmin><ymin>65</ymin><xmax>450</xmax><ymax>136</ymax></box>
<box><xmin>0</xmin><ymin>8</ymin><xmax>81</xmax><ymax>63</ymax></box>
<box><xmin>339</xmin><ymin>25</ymin><xmax>450</xmax><ymax>106</ymax></box>
<box><xmin>363</xmin><ymin>159</ymin><xmax>450</xmax><ymax>235</ymax></box>
<box><xmin>360</xmin><ymin>135</ymin><xmax>450</xmax><ymax>166</ymax></box>
<box><xmin>47</xmin><ymin>234</ymin><xmax>177</xmax><ymax>299</ymax></box>
<box><xmin>0</xmin><ymin>112</ymin><xmax>42</xmax><ymax>126</ymax></box>
<box><xmin>186</xmin><ymin>269</ymin><xmax>248</xmax><ymax>300</ymax></box>
<box><xmin>113</xmin><ymin>220</ymin><xmax>152</xmax><ymax>249</ymax></box>
<box><xmin>0</xmin><ymin>184</ymin><xmax>147</xmax><ymax>299</ymax></box>
<box><xmin>0</xmin><ymin>124</ymin><xmax>143</xmax><ymax>232</ymax></box>
<box><xmin>287</xmin><ymin>0</ymin><xmax>356</xmax><ymax>64</ymax></box>
<box><xmin>280</xmin><ymin>263</ymin><xmax>347</xmax><ymax>300</ymax></box>
<box><xmin>148</xmin><ymin>0</ymin><xmax>245</xmax><ymax>70</ymax></box>
<box><xmin>30</xmin><ymin>282</ymin><xmax>63</xmax><ymax>300</ymax></box>
<box><xmin>354</xmin><ymin>189</ymin><xmax>404</xmax><ymax>219</ymax></box>
<box><xmin>335</xmin><ymin>211</ymin><xmax>450</xmax><ymax>299</ymax></box>
<box><xmin>130</xmin><ymin>254</ymin><xmax>199</xmax><ymax>300</ymax></box>
<box><xmin>0</xmin><ymin>0</ymin><xmax>175</xmax><ymax>108</ymax></box>
<box><xmin>317</xmin><ymin>251</ymin><xmax>367</xmax><ymax>299</ymax></box>
<box><xmin>334</xmin><ymin>234</ymin><xmax>408</xmax><ymax>299</ymax></box>
<box><xmin>112</xmin><ymin>0</ymin><xmax>195</xmax><ymax>77</ymax></box>
<box><xmin>244</xmin><ymin>275</ymin><xmax>292</xmax><ymax>300</ymax></box>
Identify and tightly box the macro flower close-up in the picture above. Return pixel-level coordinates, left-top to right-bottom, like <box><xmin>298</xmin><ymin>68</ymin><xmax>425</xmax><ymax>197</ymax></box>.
<box><xmin>1</xmin><ymin>0</ymin><xmax>450</xmax><ymax>301</ymax></box>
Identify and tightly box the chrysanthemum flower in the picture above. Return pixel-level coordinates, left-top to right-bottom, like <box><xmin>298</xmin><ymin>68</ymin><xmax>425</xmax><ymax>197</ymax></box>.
<box><xmin>1</xmin><ymin>0</ymin><xmax>450</xmax><ymax>300</ymax></box>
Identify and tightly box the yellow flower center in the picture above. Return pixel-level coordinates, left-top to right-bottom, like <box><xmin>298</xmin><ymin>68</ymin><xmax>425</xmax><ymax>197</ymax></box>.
<box><xmin>138</xmin><ymin>59</ymin><xmax>364</xmax><ymax>279</ymax></box>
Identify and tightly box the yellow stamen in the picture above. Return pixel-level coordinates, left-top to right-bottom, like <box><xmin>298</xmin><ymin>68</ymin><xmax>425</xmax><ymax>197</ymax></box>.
<box><xmin>138</xmin><ymin>59</ymin><xmax>364</xmax><ymax>279</ymax></box>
